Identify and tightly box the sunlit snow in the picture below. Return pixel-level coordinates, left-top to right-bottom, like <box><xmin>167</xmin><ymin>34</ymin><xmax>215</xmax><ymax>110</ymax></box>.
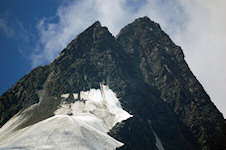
<box><xmin>61</xmin><ymin>93</ymin><xmax>70</xmax><ymax>98</ymax></box>
<box><xmin>73</xmin><ymin>93</ymin><xmax>78</xmax><ymax>99</ymax></box>
<box><xmin>0</xmin><ymin>84</ymin><xmax>132</xmax><ymax>150</ymax></box>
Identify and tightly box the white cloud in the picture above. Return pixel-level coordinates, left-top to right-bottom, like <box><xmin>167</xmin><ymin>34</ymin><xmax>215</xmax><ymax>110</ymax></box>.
<box><xmin>0</xmin><ymin>11</ymin><xmax>30</xmax><ymax>41</ymax></box>
<box><xmin>32</xmin><ymin>0</ymin><xmax>226</xmax><ymax>117</ymax></box>
<box><xmin>31</xmin><ymin>0</ymin><xmax>134</xmax><ymax>66</ymax></box>
<box><xmin>0</xmin><ymin>18</ymin><xmax>15</xmax><ymax>37</ymax></box>
<box><xmin>0</xmin><ymin>11</ymin><xmax>32</xmax><ymax>60</ymax></box>
<box><xmin>173</xmin><ymin>0</ymin><xmax>226</xmax><ymax>118</ymax></box>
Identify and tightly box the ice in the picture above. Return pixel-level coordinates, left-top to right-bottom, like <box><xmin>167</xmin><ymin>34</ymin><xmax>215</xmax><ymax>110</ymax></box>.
<box><xmin>0</xmin><ymin>84</ymin><xmax>132</xmax><ymax>150</ymax></box>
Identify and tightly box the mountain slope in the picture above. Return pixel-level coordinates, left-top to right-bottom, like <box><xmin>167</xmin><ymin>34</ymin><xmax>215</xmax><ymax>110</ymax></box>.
<box><xmin>0</xmin><ymin>17</ymin><xmax>225</xmax><ymax>150</ymax></box>
<box><xmin>0</xmin><ymin>66</ymin><xmax>49</xmax><ymax>128</ymax></box>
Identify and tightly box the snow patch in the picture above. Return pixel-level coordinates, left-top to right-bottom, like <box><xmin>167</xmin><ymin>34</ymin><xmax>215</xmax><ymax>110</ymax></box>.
<box><xmin>0</xmin><ymin>84</ymin><xmax>132</xmax><ymax>150</ymax></box>
<box><xmin>0</xmin><ymin>115</ymin><xmax>123</xmax><ymax>150</ymax></box>
<box><xmin>56</xmin><ymin>84</ymin><xmax>133</xmax><ymax>130</ymax></box>
<box><xmin>80</xmin><ymin>89</ymin><xmax>103</xmax><ymax>103</ymax></box>
<box><xmin>73</xmin><ymin>93</ymin><xmax>78</xmax><ymax>99</ymax></box>
<box><xmin>61</xmin><ymin>93</ymin><xmax>70</xmax><ymax>98</ymax></box>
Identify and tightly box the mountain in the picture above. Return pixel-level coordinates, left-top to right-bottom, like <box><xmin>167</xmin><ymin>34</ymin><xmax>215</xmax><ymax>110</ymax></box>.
<box><xmin>0</xmin><ymin>17</ymin><xmax>225</xmax><ymax>150</ymax></box>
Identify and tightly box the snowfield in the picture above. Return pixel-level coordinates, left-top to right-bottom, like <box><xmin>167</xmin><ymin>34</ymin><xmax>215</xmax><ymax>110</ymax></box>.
<box><xmin>0</xmin><ymin>84</ymin><xmax>132</xmax><ymax>150</ymax></box>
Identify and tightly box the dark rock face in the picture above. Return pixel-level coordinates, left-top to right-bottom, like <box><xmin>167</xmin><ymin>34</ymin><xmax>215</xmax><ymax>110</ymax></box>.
<box><xmin>0</xmin><ymin>17</ymin><xmax>225</xmax><ymax>150</ymax></box>
<box><xmin>115</xmin><ymin>17</ymin><xmax>225</xmax><ymax>150</ymax></box>
<box><xmin>47</xmin><ymin>21</ymin><xmax>129</xmax><ymax>97</ymax></box>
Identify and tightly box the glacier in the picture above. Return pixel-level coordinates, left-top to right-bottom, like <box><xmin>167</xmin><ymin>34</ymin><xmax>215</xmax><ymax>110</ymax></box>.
<box><xmin>0</xmin><ymin>84</ymin><xmax>132</xmax><ymax>150</ymax></box>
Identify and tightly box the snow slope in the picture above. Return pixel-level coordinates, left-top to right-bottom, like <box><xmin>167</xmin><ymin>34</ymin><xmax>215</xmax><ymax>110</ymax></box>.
<box><xmin>0</xmin><ymin>84</ymin><xmax>132</xmax><ymax>150</ymax></box>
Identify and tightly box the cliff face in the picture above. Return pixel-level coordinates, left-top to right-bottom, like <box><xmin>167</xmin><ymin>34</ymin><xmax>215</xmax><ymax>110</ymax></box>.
<box><xmin>0</xmin><ymin>17</ymin><xmax>225</xmax><ymax>150</ymax></box>
<box><xmin>115</xmin><ymin>17</ymin><xmax>225</xmax><ymax>150</ymax></box>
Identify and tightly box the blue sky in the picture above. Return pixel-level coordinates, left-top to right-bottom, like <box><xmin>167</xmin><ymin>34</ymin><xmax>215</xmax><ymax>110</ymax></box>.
<box><xmin>0</xmin><ymin>0</ymin><xmax>225</xmax><ymax>117</ymax></box>
<box><xmin>0</xmin><ymin>0</ymin><xmax>60</xmax><ymax>95</ymax></box>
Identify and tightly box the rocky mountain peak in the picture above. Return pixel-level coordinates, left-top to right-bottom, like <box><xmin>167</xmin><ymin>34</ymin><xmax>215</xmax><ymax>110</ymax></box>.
<box><xmin>92</xmin><ymin>20</ymin><xmax>101</xmax><ymax>27</ymax></box>
<box><xmin>0</xmin><ymin>17</ymin><xmax>225</xmax><ymax>150</ymax></box>
<box><xmin>46</xmin><ymin>18</ymin><xmax>128</xmax><ymax>97</ymax></box>
<box><xmin>117</xmin><ymin>16</ymin><xmax>160</xmax><ymax>38</ymax></box>
<box><xmin>58</xmin><ymin>20</ymin><xmax>113</xmax><ymax>56</ymax></box>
